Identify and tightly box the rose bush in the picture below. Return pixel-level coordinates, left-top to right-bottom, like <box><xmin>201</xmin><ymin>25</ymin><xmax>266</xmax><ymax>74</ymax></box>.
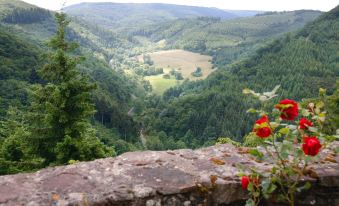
<box><xmin>238</xmin><ymin>86</ymin><xmax>335</xmax><ymax>206</ymax></box>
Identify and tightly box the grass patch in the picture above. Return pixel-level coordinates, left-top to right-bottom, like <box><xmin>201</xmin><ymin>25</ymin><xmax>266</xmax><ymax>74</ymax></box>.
<box><xmin>145</xmin><ymin>75</ymin><xmax>180</xmax><ymax>95</ymax></box>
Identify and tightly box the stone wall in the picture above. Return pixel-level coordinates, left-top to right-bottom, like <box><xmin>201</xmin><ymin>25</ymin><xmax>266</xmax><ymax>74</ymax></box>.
<box><xmin>0</xmin><ymin>142</ymin><xmax>338</xmax><ymax>206</ymax></box>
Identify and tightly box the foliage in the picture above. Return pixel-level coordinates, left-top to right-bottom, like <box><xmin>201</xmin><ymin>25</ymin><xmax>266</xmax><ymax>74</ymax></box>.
<box><xmin>191</xmin><ymin>67</ymin><xmax>203</xmax><ymax>77</ymax></box>
<box><xmin>216</xmin><ymin>137</ymin><xmax>241</xmax><ymax>147</ymax></box>
<box><xmin>0</xmin><ymin>13</ymin><xmax>115</xmax><ymax>174</ymax></box>
<box><xmin>64</xmin><ymin>3</ymin><xmax>238</xmax><ymax>33</ymax></box>
<box><xmin>3</xmin><ymin>8</ymin><xmax>51</xmax><ymax>24</ymax></box>
<box><xmin>132</xmin><ymin>10</ymin><xmax>321</xmax><ymax>69</ymax></box>
<box><xmin>327</xmin><ymin>82</ymin><xmax>339</xmax><ymax>130</ymax></box>
<box><xmin>0</xmin><ymin>0</ymin><xmax>143</xmax><ymax>153</ymax></box>
<box><xmin>238</xmin><ymin>86</ymin><xmax>337</xmax><ymax>206</ymax></box>
<box><xmin>0</xmin><ymin>25</ymin><xmax>42</xmax><ymax>116</ymax></box>
<box><xmin>28</xmin><ymin>13</ymin><xmax>112</xmax><ymax>164</ymax></box>
<box><xmin>0</xmin><ymin>107</ymin><xmax>44</xmax><ymax>175</ymax></box>
<box><xmin>139</xmin><ymin>7</ymin><xmax>338</xmax><ymax>147</ymax></box>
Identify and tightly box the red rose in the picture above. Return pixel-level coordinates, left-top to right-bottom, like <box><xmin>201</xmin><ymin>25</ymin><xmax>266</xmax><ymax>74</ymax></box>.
<box><xmin>241</xmin><ymin>176</ymin><xmax>250</xmax><ymax>190</ymax></box>
<box><xmin>275</xmin><ymin>99</ymin><xmax>299</xmax><ymax>120</ymax></box>
<box><xmin>299</xmin><ymin>118</ymin><xmax>313</xmax><ymax>130</ymax></box>
<box><xmin>253</xmin><ymin>115</ymin><xmax>271</xmax><ymax>138</ymax></box>
<box><xmin>302</xmin><ymin>136</ymin><xmax>321</xmax><ymax>156</ymax></box>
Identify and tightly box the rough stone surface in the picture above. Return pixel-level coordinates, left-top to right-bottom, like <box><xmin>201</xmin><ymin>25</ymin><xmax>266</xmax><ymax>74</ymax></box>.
<box><xmin>0</xmin><ymin>142</ymin><xmax>338</xmax><ymax>206</ymax></box>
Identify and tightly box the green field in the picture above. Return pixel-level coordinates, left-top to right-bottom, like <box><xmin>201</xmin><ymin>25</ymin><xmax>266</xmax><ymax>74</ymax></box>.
<box><xmin>139</xmin><ymin>49</ymin><xmax>214</xmax><ymax>94</ymax></box>
<box><xmin>144</xmin><ymin>75</ymin><xmax>180</xmax><ymax>95</ymax></box>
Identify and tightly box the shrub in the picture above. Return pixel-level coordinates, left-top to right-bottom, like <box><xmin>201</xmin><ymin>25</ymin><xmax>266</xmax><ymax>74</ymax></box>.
<box><xmin>238</xmin><ymin>86</ymin><xmax>335</xmax><ymax>206</ymax></box>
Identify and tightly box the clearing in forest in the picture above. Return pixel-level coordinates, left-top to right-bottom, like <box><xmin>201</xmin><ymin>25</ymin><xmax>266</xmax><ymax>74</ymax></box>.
<box><xmin>138</xmin><ymin>49</ymin><xmax>214</xmax><ymax>80</ymax></box>
<box><xmin>138</xmin><ymin>49</ymin><xmax>215</xmax><ymax>94</ymax></box>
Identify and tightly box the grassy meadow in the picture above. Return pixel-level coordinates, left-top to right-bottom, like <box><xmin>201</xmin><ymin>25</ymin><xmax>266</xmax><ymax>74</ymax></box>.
<box><xmin>138</xmin><ymin>49</ymin><xmax>214</xmax><ymax>94</ymax></box>
<box><xmin>144</xmin><ymin>75</ymin><xmax>180</xmax><ymax>95</ymax></box>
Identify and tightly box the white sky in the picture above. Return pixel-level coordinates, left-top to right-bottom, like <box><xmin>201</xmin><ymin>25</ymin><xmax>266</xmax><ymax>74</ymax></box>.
<box><xmin>22</xmin><ymin>0</ymin><xmax>339</xmax><ymax>11</ymax></box>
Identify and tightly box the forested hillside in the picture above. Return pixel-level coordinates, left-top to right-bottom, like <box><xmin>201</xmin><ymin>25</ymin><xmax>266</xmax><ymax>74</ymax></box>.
<box><xmin>130</xmin><ymin>10</ymin><xmax>322</xmax><ymax>68</ymax></box>
<box><xmin>0</xmin><ymin>0</ymin><xmax>145</xmax><ymax>160</ymax></box>
<box><xmin>0</xmin><ymin>24</ymin><xmax>41</xmax><ymax>116</ymax></box>
<box><xmin>64</xmin><ymin>3</ymin><xmax>240</xmax><ymax>32</ymax></box>
<box><xmin>106</xmin><ymin>10</ymin><xmax>322</xmax><ymax>96</ymax></box>
<box><xmin>138</xmin><ymin>6</ymin><xmax>338</xmax><ymax>148</ymax></box>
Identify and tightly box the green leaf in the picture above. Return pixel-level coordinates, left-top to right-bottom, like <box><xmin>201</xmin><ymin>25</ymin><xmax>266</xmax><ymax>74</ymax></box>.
<box><xmin>253</xmin><ymin>191</ymin><xmax>260</xmax><ymax>197</ymax></box>
<box><xmin>247</xmin><ymin>108</ymin><xmax>258</xmax><ymax>113</ymax></box>
<box><xmin>272</xmin><ymin>167</ymin><xmax>277</xmax><ymax>174</ymax></box>
<box><xmin>245</xmin><ymin>199</ymin><xmax>255</xmax><ymax>206</ymax></box>
<box><xmin>280</xmin><ymin>151</ymin><xmax>289</xmax><ymax>159</ymax></box>
<box><xmin>279</xmin><ymin>128</ymin><xmax>290</xmax><ymax>135</ymax></box>
<box><xmin>319</xmin><ymin>88</ymin><xmax>326</xmax><ymax>95</ymax></box>
<box><xmin>261</xmin><ymin>180</ymin><xmax>270</xmax><ymax>192</ymax></box>
<box><xmin>237</xmin><ymin>172</ymin><xmax>246</xmax><ymax>177</ymax></box>
<box><xmin>297</xmin><ymin>182</ymin><xmax>312</xmax><ymax>192</ymax></box>
<box><xmin>243</xmin><ymin>88</ymin><xmax>253</xmax><ymax>94</ymax></box>
<box><xmin>249</xmin><ymin>149</ymin><xmax>264</xmax><ymax>159</ymax></box>
<box><xmin>259</xmin><ymin>95</ymin><xmax>268</xmax><ymax>101</ymax></box>
<box><xmin>261</xmin><ymin>180</ymin><xmax>277</xmax><ymax>195</ymax></box>
<box><xmin>248</xmin><ymin>182</ymin><xmax>254</xmax><ymax>192</ymax></box>
<box><xmin>318</xmin><ymin>112</ymin><xmax>326</xmax><ymax>122</ymax></box>
<box><xmin>301</xmin><ymin>109</ymin><xmax>310</xmax><ymax>117</ymax></box>
<box><xmin>267</xmin><ymin>183</ymin><xmax>277</xmax><ymax>194</ymax></box>
<box><xmin>270</xmin><ymin>122</ymin><xmax>279</xmax><ymax>128</ymax></box>
<box><xmin>304</xmin><ymin>182</ymin><xmax>312</xmax><ymax>190</ymax></box>
<box><xmin>335</xmin><ymin>147</ymin><xmax>339</xmax><ymax>155</ymax></box>
<box><xmin>296</xmin><ymin>149</ymin><xmax>304</xmax><ymax>158</ymax></box>
<box><xmin>324</xmin><ymin>135</ymin><xmax>336</xmax><ymax>142</ymax></box>
<box><xmin>271</xmin><ymin>85</ymin><xmax>281</xmax><ymax>94</ymax></box>
<box><xmin>316</xmin><ymin>101</ymin><xmax>324</xmax><ymax>109</ymax></box>
<box><xmin>308</xmin><ymin>127</ymin><xmax>318</xmax><ymax>133</ymax></box>
<box><xmin>286</xmin><ymin>125</ymin><xmax>297</xmax><ymax>130</ymax></box>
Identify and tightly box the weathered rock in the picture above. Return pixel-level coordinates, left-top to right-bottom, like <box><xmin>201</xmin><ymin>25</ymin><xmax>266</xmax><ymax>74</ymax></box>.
<box><xmin>0</xmin><ymin>142</ymin><xmax>338</xmax><ymax>206</ymax></box>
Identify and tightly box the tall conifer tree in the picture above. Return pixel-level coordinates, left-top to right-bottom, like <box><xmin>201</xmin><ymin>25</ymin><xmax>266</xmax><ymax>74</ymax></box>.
<box><xmin>28</xmin><ymin>13</ymin><xmax>112</xmax><ymax>164</ymax></box>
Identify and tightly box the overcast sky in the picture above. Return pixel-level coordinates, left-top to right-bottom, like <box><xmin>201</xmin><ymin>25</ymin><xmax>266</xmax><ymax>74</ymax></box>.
<box><xmin>22</xmin><ymin>0</ymin><xmax>338</xmax><ymax>11</ymax></box>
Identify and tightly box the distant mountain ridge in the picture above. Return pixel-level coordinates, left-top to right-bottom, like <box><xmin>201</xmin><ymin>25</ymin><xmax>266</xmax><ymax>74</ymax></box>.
<box><xmin>64</xmin><ymin>2</ymin><xmax>242</xmax><ymax>32</ymax></box>
<box><xmin>224</xmin><ymin>9</ymin><xmax>264</xmax><ymax>17</ymax></box>
<box><xmin>0</xmin><ymin>0</ymin><xmax>37</xmax><ymax>19</ymax></box>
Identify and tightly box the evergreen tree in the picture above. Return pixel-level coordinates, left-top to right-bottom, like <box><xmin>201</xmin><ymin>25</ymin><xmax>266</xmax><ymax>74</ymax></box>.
<box><xmin>0</xmin><ymin>107</ymin><xmax>43</xmax><ymax>175</ymax></box>
<box><xmin>28</xmin><ymin>13</ymin><xmax>112</xmax><ymax>165</ymax></box>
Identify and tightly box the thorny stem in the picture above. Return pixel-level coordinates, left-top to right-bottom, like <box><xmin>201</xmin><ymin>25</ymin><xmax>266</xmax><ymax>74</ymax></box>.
<box><xmin>271</xmin><ymin>134</ymin><xmax>296</xmax><ymax>205</ymax></box>
<box><xmin>262</xmin><ymin>140</ymin><xmax>291</xmax><ymax>202</ymax></box>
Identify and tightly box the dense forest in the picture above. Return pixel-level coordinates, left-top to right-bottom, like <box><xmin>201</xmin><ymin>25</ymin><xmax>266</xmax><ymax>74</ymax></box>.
<box><xmin>0</xmin><ymin>0</ymin><xmax>337</xmax><ymax>175</ymax></box>
<box><xmin>129</xmin><ymin>10</ymin><xmax>322</xmax><ymax>67</ymax></box>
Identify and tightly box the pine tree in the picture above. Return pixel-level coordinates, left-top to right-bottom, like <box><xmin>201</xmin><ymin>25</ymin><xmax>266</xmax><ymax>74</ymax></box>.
<box><xmin>0</xmin><ymin>107</ymin><xmax>43</xmax><ymax>175</ymax></box>
<box><xmin>28</xmin><ymin>13</ymin><xmax>112</xmax><ymax>165</ymax></box>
